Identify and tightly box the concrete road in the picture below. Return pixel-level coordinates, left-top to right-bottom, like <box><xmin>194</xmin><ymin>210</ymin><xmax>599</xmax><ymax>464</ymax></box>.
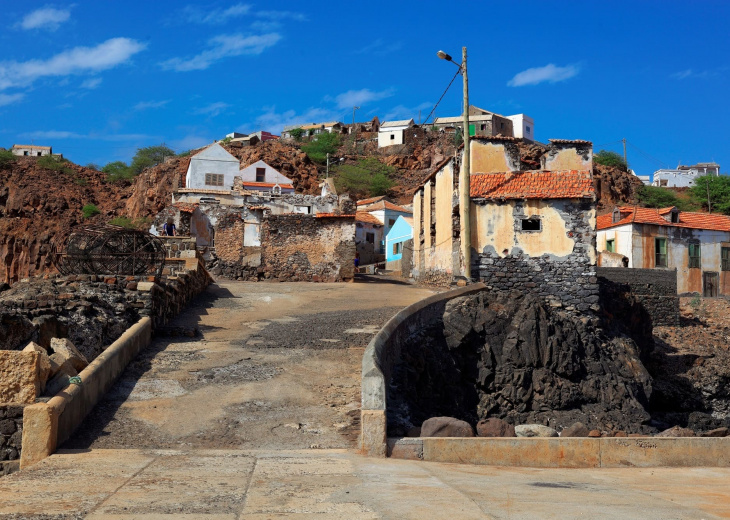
<box><xmin>2</xmin><ymin>277</ymin><xmax>730</xmax><ymax>518</ymax></box>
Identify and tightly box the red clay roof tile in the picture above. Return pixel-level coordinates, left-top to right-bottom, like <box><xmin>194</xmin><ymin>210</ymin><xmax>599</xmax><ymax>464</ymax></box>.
<box><xmin>597</xmin><ymin>206</ymin><xmax>730</xmax><ymax>232</ymax></box>
<box><xmin>470</xmin><ymin>170</ymin><xmax>595</xmax><ymax>200</ymax></box>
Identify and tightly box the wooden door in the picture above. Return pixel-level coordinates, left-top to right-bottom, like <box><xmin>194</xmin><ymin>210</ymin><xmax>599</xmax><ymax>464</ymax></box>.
<box><xmin>703</xmin><ymin>271</ymin><xmax>719</xmax><ymax>298</ymax></box>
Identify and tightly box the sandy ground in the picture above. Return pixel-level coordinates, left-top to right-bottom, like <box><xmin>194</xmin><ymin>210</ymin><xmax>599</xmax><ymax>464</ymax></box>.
<box><xmin>64</xmin><ymin>276</ymin><xmax>434</xmax><ymax>451</ymax></box>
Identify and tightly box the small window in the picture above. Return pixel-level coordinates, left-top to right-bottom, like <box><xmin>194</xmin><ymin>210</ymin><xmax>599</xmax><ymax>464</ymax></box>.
<box><xmin>722</xmin><ymin>247</ymin><xmax>730</xmax><ymax>271</ymax></box>
<box><xmin>612</xmin><ymin>208</ymin><xmax>621</xmax><ymax>224</ymax></box>
<box><xmin>393</xmin><ymin>242</ymin><xmax>401</xmax><ymax>255</ymax></box>
<box><xmin>526</xmin><ymin>126</ymin><xmax>531</xmax><ymax>134</ymax></box>
<box><xmin>389</xmin><ymin>219</ymin><xmax>396</xmax><ymax>227</ymax></box>
<box><xmin>366</xmin><ymin>232</ymin><xmax>375</xmax><ymax>244</ymax></box>
<box><xmin>656</xmin><ymin>238</ymin><xmax>667</xmax><ymax>267</ymax></box>
<box><xmin>606</xmin><ymin>239</ymin><xmax>615</xmax><ymax>253</ymax></box>
<box><xmin>204</xmin><ymin>173</ymin><xmax>224</xmax><ymax>186</ymax></box>
<box><xmin>23</xmin><ymin>151</ymin><xmax>29</xmax><ymax>156</ymax></box>
<box><xmin>390</xmin><ymin>134</ymin><xmax>395</xmax><ymax>140</ymax></box>
<box><xmin>256</xmin><ymin>168</ymin><xmax>265</xmax><ymax>182</ymax></box>
<box><xmin>689</xmin><ymin>243</ymin><xmax>701</xmax><ymax>269</ymax></box>
<box><xmin>480</xmin><ymin>124</ymin><xmax>486</xmax><ymax>131</ymax></box>
<box><xmin>37</xmin><ymin>152</ymin><xmax>42</xmax><ymax>156</ymax></box>
<box><xmin>671</xmin><ymin>209</ymin><xmax>680</xmax><ymax>223</ymax></box>
<box><xmin>293</xmin><ymin>205</ymin><xmax>310</xmax><ymax>214</ymax></box>
<box><xmin>521</xmin><ymin>218</ymin><xmax>541</xmax><ymax>231</ymax></box>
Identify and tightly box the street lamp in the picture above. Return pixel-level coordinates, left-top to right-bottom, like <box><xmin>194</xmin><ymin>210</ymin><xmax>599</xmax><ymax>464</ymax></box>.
<box><xmin>437</xmin><ymin>47</ymin><xmax>471</xmax><ymax>281</ymax></box>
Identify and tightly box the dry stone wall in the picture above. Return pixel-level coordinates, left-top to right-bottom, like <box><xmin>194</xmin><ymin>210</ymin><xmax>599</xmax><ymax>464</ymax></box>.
<box><xmin>0</xmin><ymin>404</ymin><xmax>23</xmax><ymax>475</ymax></box>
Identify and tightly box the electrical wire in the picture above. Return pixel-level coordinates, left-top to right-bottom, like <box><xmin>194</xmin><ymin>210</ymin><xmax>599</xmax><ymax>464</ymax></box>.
<box><xmin>421</xmin><ymin>69</ymin><xmax>461</xmax><ymax>126</ymax></box>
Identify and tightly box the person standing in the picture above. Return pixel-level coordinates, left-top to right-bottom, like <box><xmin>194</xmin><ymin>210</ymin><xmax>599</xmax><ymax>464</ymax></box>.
<box><xmin>163</xmin><ymin>217</ymin><xmax>177</xmax><ymax>236</ymax></box>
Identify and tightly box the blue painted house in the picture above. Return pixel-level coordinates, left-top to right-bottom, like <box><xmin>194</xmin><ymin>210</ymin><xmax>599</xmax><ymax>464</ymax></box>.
<box><xmin>385</xmin><ymin>215</ymin><xmax>413</xmax><ymax>269</ymax></box>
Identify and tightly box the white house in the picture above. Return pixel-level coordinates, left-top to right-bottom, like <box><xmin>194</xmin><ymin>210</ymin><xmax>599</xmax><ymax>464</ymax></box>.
<box><xmin>185</xmin><ymin>143</ymin><xmax>241</xmax><ymax>191</ymax></box>
<box><xmin>506</xmin><ymin>114</ymin><xmax>535</xmax><ymax>141</ymax></box>
<box><xmin>652</xmin><ymin>162</ymin><xmax>721</xmax><ymax>187</ymax></box>
<box><xmin>378</xmin><ymin>119</ymin><xmax>415</xmax><ymax>148</ymax></box>
<box><xmin>238</xmin><ymin>160</ymin><xmax>295</xmax><ymax>194</ymax></box>
<box><xmin>12</xmin><ymin>144</ymin><xmax>53</xmax><ymax>157</ymax></box>
<box><xmin>356</xmin><ymin>196</ymin><xmax>412</xmax><ymax>237</ymax></box>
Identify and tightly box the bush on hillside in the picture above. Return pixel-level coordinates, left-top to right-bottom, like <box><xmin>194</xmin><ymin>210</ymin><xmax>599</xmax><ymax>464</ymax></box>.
<box><xmin>690</xmin><ymin>175</ymin><xmax>730</xmax><ymax>214</ymax></box>
<box><xmin>0</xmin><ymin>149</ymin><xmax>16</xmax><ymax>169</ymax></box>
<box><xmin>38</xmin><ymin>155</ymin><xmax>73</xmax><ymax>175</ymax></box>
<box><xmin>301</xmin><ymin>132</ymin><xmax>341</xmax><ymax>163</ymax></box>
<box><xmin>82</xmin><ymin>204</ymin><xmax>100</xmax><ymax>219</ymax></box>
<box><xmin>594</xmin><ymin>150</ymin><xmax>627</xmax><ymax>170</ymax></box>
<box><xmin>334</xmin><ymin>158</ymin><xmax>395</xmax><ymax>197</ymax></box>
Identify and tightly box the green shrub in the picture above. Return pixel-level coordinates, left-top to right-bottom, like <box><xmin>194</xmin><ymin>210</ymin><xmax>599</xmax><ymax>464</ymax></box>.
<box><xmin>38</xmin><ymin>155</ymin><xmax>73</xmax><ymax>175</ymax></box>
<box><xmin>594</xmin><ymin>150</ymin><xmax>627</xmax><ymax>169</ymax></box>
<box><xmin>301</xmin><ymin>132</ymin><xmax>341</xmax><ymax>163</ymax></box>
<box><xmin>0</xmin><ymin>149</ymin><xmax>16</xmax><ymax>169</ymax></box>
<box><xmin>289</xmin><ymin>128</ymin><xmax>305</xmax><ymax>141</ymax></box>
<box><xmin>334</xmin><ymin>158</ymin><xmax>395</xmax><ymax>197</ymax></box>
<box><xmin>73</xmin><ymin>177</ymin><xmax>88</xmax><ymax>186</ymax></box>
<box><xmin>82</xmin><ymin>204</ymin><xmax>100</xmax><ymax>219</ymax></box>
<box><xmin>637</xmin><ymin>185</ymin><xmax>682</xmax><ymax>208</ymax></box>
<box><xmin>102</xmin><ymin>161</ymin><xmax>134</xmax><ymax>182</ymax></box>
<box><xmin>690</xmin><ymin>175</ymin><xmax>730</xmax><ymax>214</ymax></box>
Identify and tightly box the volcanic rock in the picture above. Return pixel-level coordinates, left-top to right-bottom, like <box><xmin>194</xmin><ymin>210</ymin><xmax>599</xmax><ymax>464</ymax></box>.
<box><xmin>560</xmin><ymin>422</ymin><xmax>590</xmax><ymax>438</ymax></box>
<box><xmin>515</xmin><ymin>424</ymin><xmax>558</xmax><ymax>438</ymax></box>
<box><xmin>476</xmin><ymin>418</ymin><xmax>515</xmax><ymax>437</ymax></box>
<box><xmin>656</xmin><ymin>425</ymin><xmax>695</xmax><ymax>437</ymax></box>
<box><xmin>421</xmin><ymin>417</ymin><xmax>474</xmax><ymax>438</ymax></box>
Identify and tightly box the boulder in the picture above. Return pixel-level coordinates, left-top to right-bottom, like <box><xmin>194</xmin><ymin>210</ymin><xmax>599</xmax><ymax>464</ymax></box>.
<box><xmin>23</xmin><ymin>342</ymin><xmax>51</xmax><ymax>392</ymax></box>
<box><xmin>421</xmin><ymin>417</ymin><xmax>474</xmax><ymax>438</ymax></box>
<box><xmin>43</xmin><ymin>360</ymin><xmax>78</xmax><ymax>397</ymax></box>
<box><xmin>476</xmin><ymin>418</ymin><xmax>515</xmax><ymax>437</ymax></box>
<box><xmin>0</xmin><ymin>351</ymin><xmax>41</xmax><ymax>404</ymax></box>
<box><xmin>700</xmin><ymin>427</ymin><xmax>728</xmax><ymax>438</ymax></box>
<box><xmin>515</xmin><ymin>424</ymin><xmax>558</xmax><ymax>438</ymax></box>
<box><xmin>613</xmin><ymin>430</ymin><xmax>628</xmax><ymax>438</ymax></box>
<box><xmin>50</xmin><ymin>338</ymin><xmax>88</xmax><ymax>373</ymax></box>
<box><xmin>588</xmin><ymin>430</ymin><xmax>602</xmax><ymax>437</ymax></box>
<box><xmin>560</xmin><ymin>422</ymin><xmax>590</xmax><ymax>438</ymax></box>
<box><xmin>656</xmin><ymin>426</ymin><xmax>695</xmax><ymax>437</ymax></box>
<box><xmin>406</xmin><ymin>426</ymin><xmax>422</xmax><ymax>438</ymax></box>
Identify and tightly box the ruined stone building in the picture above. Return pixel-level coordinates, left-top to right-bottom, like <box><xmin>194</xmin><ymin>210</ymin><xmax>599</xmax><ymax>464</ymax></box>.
<box><xmin>11</xmin><ymin>144</ymin><xmax>56</xmax><ymax>157</ymax></box>
<box><xmin>378</xmin><ymin>120</ymin><xmax>415</xmax><ymax>148</ymax></box>
<box><xmin>412</xmin><ymin>137</ymin><xmax>599</xmax><ymax>311</ymax></box>
<box><xmin>432</xmin><ymin>105</ymin><xmax>535</xmax><ymax>141</ymax></box>
<box><xmin>157</xmin><ymin>144</ymin><xmax>356</xmax><ymax>283</ymax></box>
<box><xmin>597</xmin><ymin>206</ymin><xmax>730</xmax><ymax>296</ymax></box>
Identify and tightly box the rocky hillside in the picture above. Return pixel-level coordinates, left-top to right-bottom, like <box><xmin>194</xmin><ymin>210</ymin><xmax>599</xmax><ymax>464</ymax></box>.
<box><xmin>0</xmin><ymin>157</ymin><xmax>130</xmax><ymax>284</ymax></box>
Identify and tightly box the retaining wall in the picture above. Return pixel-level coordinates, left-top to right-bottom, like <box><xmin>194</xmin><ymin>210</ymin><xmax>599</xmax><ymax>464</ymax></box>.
<box><xmin>0</xmin><ymin>404</ymin><xmax>24</xmax><ymax>475</ymax></box>
<box><xmin>597</xmin><ymin>267</ymin><xmax>680</xmax><ymax>326</ymax></box>
<box><xmin>20</xmin><ymin>317</ymin><xmax>152</xmax><ymax>469</ymax></box>
<box><xmin>361</xmin><ymin>283</ymin><xmax>487</xmax><ymax>457</ymax></box>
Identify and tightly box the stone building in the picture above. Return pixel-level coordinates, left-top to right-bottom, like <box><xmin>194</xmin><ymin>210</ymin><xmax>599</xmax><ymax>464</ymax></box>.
<box><xmin>412</xmin><ymin>136</ymin><xmax>599</xmax><ymax>311</ymax></box>
<box><xmin>597</xmin><ymin>206</ymin><xmax>730</xmax><ymax>296</ymax></box>
<box><xmin>355</xmin><ymin>211</ymin><xmax>384</xmax><ymax>265</ymax></box>
<box><xmin>11</xmin><ymin>145</ymin><xmax>53</xmax><ymax>157</ymax></box>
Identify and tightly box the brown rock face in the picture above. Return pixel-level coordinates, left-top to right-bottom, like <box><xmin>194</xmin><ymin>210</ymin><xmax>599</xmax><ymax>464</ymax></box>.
<box><xmin>0</xmin><ymin>350</ymin><xmax>41</xmax><ymax>403</ymax></box>
<box><xmin>656</xmin><ymin>425</ymin><xmax>695</xmax><ymax>437</ymax></box>
<box><xmin>560</xmin><ymin>422</ymin><xmax>590</xmax><ymax>438</ymax></box>
<box><xmin>421</xmin><ymin>417</ymin><xmax>474</xmax><ymax>438</ymax></box>
<box><xmin>49</xmin><ymin>338</ymin><xmax>88</xmax><ymax>373</ymax></box>
<box><xmin>476</xmin><ymin>418</ymin><xmax>515</xmax><ymax>437</ymax></box>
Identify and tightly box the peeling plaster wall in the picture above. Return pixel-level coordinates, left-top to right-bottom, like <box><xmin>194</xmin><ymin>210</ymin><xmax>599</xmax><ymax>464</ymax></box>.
<box><xmin>542</xmin><ymin>143</ymin><xmax>593</xmax><ymax>171</ymax></box>
<box><xmin>472</xmin><ymin>198</ymin><xmax>599</xmax><ymax>312</ymax></box>
<box><xmin>469</xmin><ymin>140</ymin><xmax>520</xmax><ymax>173</ymax></box>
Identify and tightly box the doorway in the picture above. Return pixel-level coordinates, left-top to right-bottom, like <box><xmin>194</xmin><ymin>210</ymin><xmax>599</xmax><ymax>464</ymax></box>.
<box><xmin>703</xmin><ymin>271</ymin><xmax>718</xmax><ymax>297</ymax></box>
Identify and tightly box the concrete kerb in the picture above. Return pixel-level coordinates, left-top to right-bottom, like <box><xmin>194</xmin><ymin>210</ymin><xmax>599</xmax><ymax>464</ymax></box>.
<box><xmin>20</xmin><ymin>317</ymin><xmax>152</xmax><ymax>469</ymax></box>
<box><xmin>360</xmin><ymin>283</ymin><xmax>487</xmax><ymax>457</ymax></box>
<box><xmin>387</xmin><ymin>436</ymin><xmax>730</xmax><ymax>468</ymax></box>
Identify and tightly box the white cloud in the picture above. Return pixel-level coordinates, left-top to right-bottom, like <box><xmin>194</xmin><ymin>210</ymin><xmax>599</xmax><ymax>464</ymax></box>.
<box><xmin>19</xmin><ymin>7</ymin><xmax>71</xmax><ymax>31</ymax></box>
<box><xmin>181</xmin><ymin>3</ymin><xmax>251</xmax><ymax>24</ymax></box>
<box><xmin>507</xmin><ymin>63</ymin><xmax>579</xmax><ymax>87</ymax></box>
<box><xmin>160</xmin><ymin>33</ymin><xmax>281</xmax><ymax>71</ymax></box>
<box><xmin>253</xmin><ymin>106</ymin><xmax>341</xmax><ymax>133</ymax></box>
<box><xmin>80</xmin><ymin>77</ymin><xmax>102</xmax><ymax>89</ymax></box>
<box><xmin>20</xmin><ymin>130</ymin><xmax>156</xmax><ymax>141</ymax></box>
<box><xmin>0</xmin><ymin>93</ymin><xmax>24</xmax><ymax>107</ymax></box>
<box><xmin>670</xmin><ymin>68</ymin><xmax>721</xmax><ymax>80</ymax></box>
<box><xmin>195</xmin><ymin>102</ymin><xmax>231</xmax><ymax>116</ymax></box>
<box><xmin>334</xmin><ymin>88</ymin><xmax>394</xmax><ymax>109</ymax></box>
<box><xmin>171</xmin><ymin>134</ymin><xmax>212</xmax><ymax>151</ymax></box>
<box><xmin>0</xmin><ymin>38</ymin><xmax>146</xmax><ymax>91</ymax></box>
<box><xmin>256</xmin><ymin>10</ymin><xmax>307</xmax><ymax>21</ymax></box>
<box><xmin>384</xmin><ymin>102</ymin><xmax>432</xmax><ymax>122</ymax></box>
<box><xmin>134</xmin><ymin>100</ymin><xmax>170</xmax><ymax>111</ymax></box>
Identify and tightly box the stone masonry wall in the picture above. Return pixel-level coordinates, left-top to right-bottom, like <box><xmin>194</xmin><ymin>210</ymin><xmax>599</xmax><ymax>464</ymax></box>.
<box><xmin>597</xmin><ymin>267</ymin><xmax>680</xmax><ymax>326</ymax></box>
<box><xmin>474</xmin><ymin>200</ymin><xmax>599</xmax><ymax>313</ymax></box>
<box><xmin>0</xmin><ymin>404</ymin><xmax>23</xmax><ymax>475</ymax></box>
<box><xmin>260</xmin><ymin>215</ymin><xmax>356</xmax><ymax>282</ymax></box>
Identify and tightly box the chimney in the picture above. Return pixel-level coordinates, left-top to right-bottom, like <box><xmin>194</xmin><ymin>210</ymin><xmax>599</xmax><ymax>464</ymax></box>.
<box><xmin>469</xmin><ymin>136</ymin><xmax>521</xmax><ymax>173</ymax></box>
<box><xmin>542</xmin><ymin>139</ymin><xmax>593</xmax><ymax>170</ymax></box>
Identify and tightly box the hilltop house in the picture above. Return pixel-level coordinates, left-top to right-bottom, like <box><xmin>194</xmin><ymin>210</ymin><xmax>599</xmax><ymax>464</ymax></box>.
<box><xmin>377</xmin><ymin>120</ymin><xmax>415</xmax><ymax>148</ymax></box>
<box><xmin>282</xmin><ymin>122</ymin><xmax>343</xmax><ymax>139</ymax></box>
<box><xmin>11</xmin><ymin>145</ymin><xmax>56</xmax><ymax>157</ymax></box>
<box><xmin>412</xmin><ymin>136</ymin><xmax>598</xmax><ymax>311</ymax></box>
<box><xmin>597</xmin><ymin>206</ymin><xmax>730</xmax><ymax>296</ymax></box>
<box><xmin>652</xmin><ymin>162</ymin><xmax>721</xmax><ymax>188</ymax></box>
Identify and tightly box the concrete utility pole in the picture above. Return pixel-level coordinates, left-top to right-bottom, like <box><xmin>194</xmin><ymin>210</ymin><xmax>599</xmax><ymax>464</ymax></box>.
<box><xmin>437</xmin><ymin>47</ymin><xmax>471</xmax><ymax>280</ymax></box>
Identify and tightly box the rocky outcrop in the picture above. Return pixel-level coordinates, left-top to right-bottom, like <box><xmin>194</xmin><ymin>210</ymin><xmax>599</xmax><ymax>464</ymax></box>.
<box><xmin>593</xmin><ymin>163</ymin><xmax>643</xmax><ymax>213</ymax></box>
<box><xmin>388</xmin><ymin>290</ymin><xmax>655</xmax><ymax>435</ymax></box>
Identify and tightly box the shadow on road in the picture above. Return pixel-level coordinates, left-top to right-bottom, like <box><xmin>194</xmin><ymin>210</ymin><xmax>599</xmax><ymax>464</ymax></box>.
<box><xmin>355</xmin><ymin>274</ymin><xmax>412</xmax><ymax>286</ymax></box>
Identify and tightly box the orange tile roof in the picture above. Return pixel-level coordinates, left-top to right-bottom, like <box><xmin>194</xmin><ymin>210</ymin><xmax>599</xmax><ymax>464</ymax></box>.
<box><xmin>359</xmin><ymin>200</ymin><xmax>412</xmax><ymax>213</ymax></box>
<box><xmin>356</xmin><ymin>212</ymin><xmax>383</xmax><ymax>225</ymax></box>
<box><xmin>597</xmin><ymin>206</ymin><xmax>730</xmax><ymax>232</ymax></box>
<box><xmin>315</xmin><ymin>213</ymin><xmax>355</xmax><ymax>218</ymax></box>
<box><xmin>240</xmin><ymin>182</ymin><xmax>295</xmax><ymax>189</ymax></box>
<box><xmin>357</xmin><ymin>196</ymin><xmax>387</xmax><ymax>206</ymax></box>
<box><xmin>470</xmin><ymin>170</ymin><xmax>594</xmax><ymax>200</ymax></box>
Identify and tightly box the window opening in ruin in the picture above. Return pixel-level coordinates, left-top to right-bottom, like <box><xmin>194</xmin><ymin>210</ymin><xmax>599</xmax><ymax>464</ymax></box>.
<box><xmin>256</xmin><ymin>168</ymin><xmax>265</xmax><ymax>182</ymax></box>
<box><xmin>722</xmin><ymin>247</ymin><xmax>730</xmax><ymax>271</ymax></box>
<box><xmin>393</xmin><ymin>242</ymin><xmax>401</xmax><ymax>255</ymax></box>
<box><xmin>606</xmin><ymin>239</ymin><xmax>615</xmax><ymax>253</ymax></box>
<box><xmin>37</xmin><ymin>152</ymin><xmax>42</xmax><ymax>156</ymax></box>
<box><xmin>656</xmin><ymin>238</ymin><xmax>667</xmax><ymax>267</ymax></box>
<box><xmin>205</xmin><ymin>173</ymin><xmax>224</xmax><ymax>187</ymax></box>
<box><xmin>24</xmin><ymin>151</ymin><xmax>28</xmax><ymax>156</ymax></box>
<box><xmin>520</xmin><ymin>218</ymin><xmax>541</xmax><ymax>231</ymax></box>
<box><xmin>670</xmin><ymin>209</ymin><xmax>680</xmax><ymax>223</ymax></box>
<box><xmin>612</xmin><ymin>208</ymin><xmax>621</xmax><ymax>223</ymax></box>
<box><xmin>390</xmin><ymin>134</ymin><xmax>395</xmax><ymax>140</ymax></box>
<box><xmin>366</xmin><ymin>232</ymin><xmax>375</xmax><ymax>244</ymax></box>
<box><xmin>293</xmin><ymin>205</ymin><xmax>310</xmax><ymax>214</ymax></box>
<box><xmin>689</xmin><ymin>242</ymin><xmax>701</xmax><ymax>269</ymax></box>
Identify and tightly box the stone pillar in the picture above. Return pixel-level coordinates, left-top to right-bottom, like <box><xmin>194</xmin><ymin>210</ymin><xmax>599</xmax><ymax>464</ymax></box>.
<box><xmin>360</xmin><ymin>409</ymin><xmax>387</xmax><ymax>457</ymax></box>
<box><xmin>20</xmin><ymin>403</ymin><xmax>58</xmax><ymax>469</ymax></box>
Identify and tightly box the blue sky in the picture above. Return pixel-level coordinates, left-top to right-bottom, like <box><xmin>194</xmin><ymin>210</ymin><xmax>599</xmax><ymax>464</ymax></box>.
<box><xmin>1</xmin><ymin>1</ymin><xmax>728</xmax><ymax>177</ymax></box>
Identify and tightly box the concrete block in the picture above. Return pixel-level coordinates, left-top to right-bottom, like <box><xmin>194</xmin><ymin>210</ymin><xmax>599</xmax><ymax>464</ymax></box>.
<box><xmin>20</xmin><ymin>403</ymin><xmax>58</xmax><ymax>469</ymax></box>
<box><xmin>137</xmin><ymin>281</ymin><xmax>155</xmax><ymax>292</ymax></box>
<box><xmin>388</xmin><ymin>437</ymin><xmax>423</xmax><ymax>460</ymax></box>
<box><xmin>22</xmin><ymin>342</ymin><xmax>51</xmax><ymax>393</ymax></box>
<box><xmin>422</xmin><ymin>438</ymin><xmax>601</xmax><ymax>468</ymax></box>
<box><xmin>361</xmin><ymin>410</ymin><xmax>387</xmax><ymax>457</ymax></box>
<box><xmin>599</xmin><ymin>437</ymin><xmax>730</xmax><ymax>467</ymax></box>
<box><xmin>0</xmin><ymin>351</ymin><xmax>41</xmax><ymax>404</ymax></box>
<box><xmin>50</xmin><ymin>337</ymin><xmax>88</xmax><ymax>373</ymax></box>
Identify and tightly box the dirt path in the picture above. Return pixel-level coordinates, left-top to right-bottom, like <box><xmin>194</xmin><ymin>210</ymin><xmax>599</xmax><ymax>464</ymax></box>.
<box><xmin>64</xmin><ymin>277</ymin><xmax>434</xmax><ymax>451</ymax></box>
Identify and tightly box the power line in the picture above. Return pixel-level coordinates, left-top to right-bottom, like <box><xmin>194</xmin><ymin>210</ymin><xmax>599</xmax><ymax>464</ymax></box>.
<box><xmin>626</xmin><ymin>140</ymin><xmax>668</xmax><ymax>169</ymax></box>
<box><xmin>421</xmin><ymin>69</ymin><xmax>461</xmax><ymax>126</ymax></box>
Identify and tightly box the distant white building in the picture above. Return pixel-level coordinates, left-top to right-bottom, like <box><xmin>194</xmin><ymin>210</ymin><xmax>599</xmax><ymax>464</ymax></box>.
<box><xmin>652</xmin><ymin>162</ymin><xmax>721</xmax><ymax>188</ymax></box>
<box><xmin>237</xmin><ymin>160</ymin><xmax>295</xmax><ymax>194</ymax></box>
<box><xmin>184</xmin><ymin>143</ymin><xmax>241</xmax><ymax>192</ymax></box>
<box><xmin>12</xmin><ymin>144</ymin><xmax>53</xmax><ymax>157</ymax></box>
<box><xmin>377</xmin><ymin>119</ymin><xmax>414</xmax><ymax>148</ymax></box>
<box><xmin>506</xmin><ymin>114</ymin><xmax>535</xmax><ymax>141</ymax></box>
